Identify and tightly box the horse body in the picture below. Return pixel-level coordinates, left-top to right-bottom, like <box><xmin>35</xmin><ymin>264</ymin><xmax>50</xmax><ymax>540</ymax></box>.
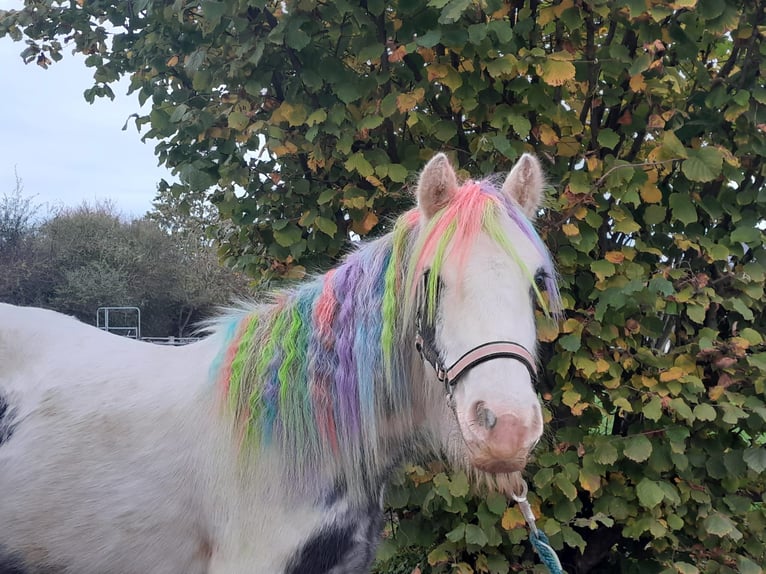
<box><xmin>0</xmin><ymin>153</ymin><xmax>561</xmax><ymax>573</ymax></box>
<box><xmin>0</xmin><ymin>305</ymin><xmax>384</xmax><ymax>573</ymax></box>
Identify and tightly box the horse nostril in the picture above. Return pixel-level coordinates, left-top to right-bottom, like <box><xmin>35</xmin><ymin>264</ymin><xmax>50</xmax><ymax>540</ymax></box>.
<box><xmin>474</xmin><ymin>402</ymin><xmax>497</xmax><ymax>430</ymax></box>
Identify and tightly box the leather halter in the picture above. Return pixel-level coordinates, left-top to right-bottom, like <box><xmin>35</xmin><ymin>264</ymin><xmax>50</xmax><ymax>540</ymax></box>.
<box><xmin>415</xmin><ymin>272</ymin><xmax>538</xmax><ymax>397</ymax></box>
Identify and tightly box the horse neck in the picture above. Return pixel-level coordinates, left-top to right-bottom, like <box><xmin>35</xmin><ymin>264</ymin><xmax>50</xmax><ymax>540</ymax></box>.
<box><xmin>219</xmin><ymin>231</ymin><xmax>426</xmax><ymax>501</ymax></box>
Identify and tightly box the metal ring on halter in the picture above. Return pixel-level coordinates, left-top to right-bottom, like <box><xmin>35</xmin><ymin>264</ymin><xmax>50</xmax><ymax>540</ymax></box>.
<box><xmin>510</xmin><ymin>476</ymin><xmax>529</xmax><ymax>504</ymax></box>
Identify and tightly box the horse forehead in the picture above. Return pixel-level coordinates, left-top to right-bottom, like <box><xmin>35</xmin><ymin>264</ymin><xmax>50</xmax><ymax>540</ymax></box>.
<box><xmin>450</xmin><ymin>223</ymin><xmax>544</xmax><ymax>282</ymax></box>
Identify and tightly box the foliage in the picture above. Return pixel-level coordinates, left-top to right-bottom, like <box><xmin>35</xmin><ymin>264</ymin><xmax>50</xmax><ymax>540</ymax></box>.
<box><xmin>0</xmin><ymin>171</ymin><xmax>39</xmax><ymax>250</ymax></box>
<box><xmin>2</xmin><ymin>0</ymin><xmax>766</xmax><ymax>572</ymax></box>
<box><xmin>0</xmin><ymin>197</ymin><xmax>248</xmax><ymax>337</ymax></box>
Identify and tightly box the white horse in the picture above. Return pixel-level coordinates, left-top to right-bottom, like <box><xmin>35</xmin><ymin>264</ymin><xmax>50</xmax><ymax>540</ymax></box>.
<box><xmin>0</xmin><ymin>153</ymin><xmax>560</xmax><ymax>574</ymax></box>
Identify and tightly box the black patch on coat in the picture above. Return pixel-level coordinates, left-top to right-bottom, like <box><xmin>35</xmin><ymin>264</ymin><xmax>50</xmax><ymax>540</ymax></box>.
<box><xmin>322</xmin><ymin>478</ymin><xmax>347</xmax><ymax>507</ymax></box>
<box><xmin>0</xmin><ymin>550</ymin><xmax>29</xmax><ymax>574</ymax></box>
<box><xmin>284</xmin><ymin>523</ymin><xmax>356</xmax><ymax>574</ymax></box>
<box><xmin>0</xmin><ymin>393</ymin><xmax>18</xmax><ymax>446</ymax></box>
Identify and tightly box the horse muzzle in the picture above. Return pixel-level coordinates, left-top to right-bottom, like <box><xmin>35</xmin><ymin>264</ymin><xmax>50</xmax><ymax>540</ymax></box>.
<box><xmin>462</xmin><ymin>402</ymin><xmax>541</xmax><ymax>474</ymax></box>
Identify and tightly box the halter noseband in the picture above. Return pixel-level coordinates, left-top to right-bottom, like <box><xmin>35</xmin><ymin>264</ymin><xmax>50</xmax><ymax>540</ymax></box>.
<box><xmin>415</xmin><ymin>272</ymin><xmax>538</xmax><ymax>397</ymax></box>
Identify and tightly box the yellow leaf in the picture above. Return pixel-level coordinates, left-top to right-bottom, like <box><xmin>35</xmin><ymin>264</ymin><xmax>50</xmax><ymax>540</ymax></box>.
<box><xmin>501</xmin><ymin>506</ymin><xmax>526</xmax><ymax>530</ymax></box>
<box><xmin>537</xmin><ymin>59</ymin><xmax>576</xmax><ymax>87</ymax></box>
<box><xmin>417</xmin><ymin>47</ymin><xmax>435</xmax><ymax>63</ymax></box>
<box><xmin>660</xmin><ymin>366</ymin><xmax>685</xmax><ymax>382</ymax></box>
<box><xmin>537</xmin><ymin>6</ymin><xmax>557</xmax><ymax>26</ymax></box>
<box><xmin>562</xmin><ymin>222</ymin><xmax>579</xmax><ymax>236</ymax></box>
<box><xmin>271</xmin><ymin>102</ymin><xmax>308</xmax><ymax>127</ymax></box>
<box><xmin>596</xmin><ymin>359</ymin><xmax>610</xmax><ymax>373</ymax></box>
<box><xmin>629</xmin><ymin>73</ymin><xmax>646</xmax><ymax>92</ymax></box>
<box><xmin>549</xmin><ymin>50</ymin><xmax>576</xmax><ymax>61</ymax></box>
<box><xmin>613</xmin><ymin>397</ymin><xmax>633</xmax><ymax>412</ymax></box>
<box><xmin>640</xmin><ymin>181</ymin><xmax>663</xmax><ymax>203</ymax></box>
<box><xmin>351</xmin><ymin>211</ymin><xmax>379</xmax><ymax>235</ymax></box>
<box><xmin>648</xmin><ymin>114</ymin><xmax>666</xmax><ymax>129</ymax></box>
<box><xmin>557</xmin><ymin>136</ymin><xmax>580</xmax><ymax>157</ymax></box>
<box><xmin>641</xmin><ymin>375</ymin><xmax>658</xmax><ymax>388</ymax></box>
<box><xmin>365</xmin><ymin>175</ymin><xmax>385</xmax><ymax>190</ymax></box>
<box><xmin>537</xmin><ymin>315</ymin><xmax>560</xmax><ymax>342</ymax></box>
<box><xmin>270</xmin><ymin>141</ymin><xmax>298</xmax><ymax>157</ymax></box>
<box><xmin>605</xmin><ymin>251</ymin><xmax>625</xmax><ymax>264</ymax></box>
<box><xmin>396</xmin><ymin>88</ymin><xmax>425</xmax><ymax>113</ymax></box>
<box><xmin>562</xmin><ymin>318</ymin><xmax>582</xmax><ymax>333</ymax></box>
<box><xmin>539</xmin><ymin>124</ymin><xmax>559</xmax><ymax>146</ymax></box>
<box><xmin>571</xmin><ymin>402</ymin><xmax>589</xmax><ymax>416</ymax></box>
<box><xmin>284</xmin><ymin>265</ymin><xmax>306</xmax><ymax>280</ymax></box>
<box><xmin>388</xmin><ymin>45</ymin><xmax>407</xmax><ymax>63</ymax></box>
<box><xmin>586</xmin><ymin>156</ymin><xmax>602</xmax><ymax>173</ymax></box>
<box><xmin>579</xmin><ymin>470</ymin><xmax>602</xmax><ymax>494</ymax></box>
<box><xmin>603</xmin><ymin>377</ymin><xmax>621</xmax><ymax>389</ymax></box>
<box><xmin>708</xmin><ymin>385</ymin><xmax>725</xmax><ymax>401</ymax></box>
<box><xmin>427</xmin><ymin>64</ymin><xmax>450</xmax><ymax>83</ymax></box>
<box><xmin>716</xmin><ymin>145</ymin><xmax>740</xmax><ymax>167</ymax></box>
<box><xmin>563</xmin><ymin>389</ymin><xmax>581</xmax><ymax>407</ymax></box>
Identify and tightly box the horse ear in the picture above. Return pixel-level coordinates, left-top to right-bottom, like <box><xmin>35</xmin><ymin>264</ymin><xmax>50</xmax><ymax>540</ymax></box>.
<box><xmin>502</xmin><ymin>153</ymin><xmax>545</xmax><ymax>219</ymax></box>
<box><xmin>416</xmin><ymin>153</ymin><xmax>458</xmax><ymax>219</ymax></box>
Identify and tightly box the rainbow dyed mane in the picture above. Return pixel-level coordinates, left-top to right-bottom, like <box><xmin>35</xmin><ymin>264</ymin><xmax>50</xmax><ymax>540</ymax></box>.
<box><xmin>210</xmin><ymin>179</ymin><xmax>561</xmax><ymax>482</ymax></box>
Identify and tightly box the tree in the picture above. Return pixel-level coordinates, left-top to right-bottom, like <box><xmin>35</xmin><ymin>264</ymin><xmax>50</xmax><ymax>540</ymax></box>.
<box><xmin>0</xmin><ymin>170</ymin><xmax>38</xmax><ymax>250</ymax></box>
<box><xmin>0</xmin><ymin>198</ymin><xmax>248</xmax><ymax>337</ymax></box>
<box><xmin>148</xmin><ymin>184</ymin><xmax>251</xmax><ymax>335</ymax></box>
<box><xmin>0</xmin><ymin>171</ymin><xmax>44</xmax><ymax>304</ymax></box>
<box><xmin>2</xmin><ymin>1</ymin><xmax>765</xmax><ymax>572</ymax></box>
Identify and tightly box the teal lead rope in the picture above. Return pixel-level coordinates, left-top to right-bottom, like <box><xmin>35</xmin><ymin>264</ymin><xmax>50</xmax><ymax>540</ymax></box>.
<box><xmin>511</xmin><ymin>478</ymin><xmax>565</xmax><ymax>574</ymax></box>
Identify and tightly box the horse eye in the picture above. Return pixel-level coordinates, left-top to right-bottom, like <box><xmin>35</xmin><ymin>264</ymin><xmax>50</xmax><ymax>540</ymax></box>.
<box><xmin>534</xmin><ymin>270</ymin><xmax>548</xmax><ymax>292</ymax></box>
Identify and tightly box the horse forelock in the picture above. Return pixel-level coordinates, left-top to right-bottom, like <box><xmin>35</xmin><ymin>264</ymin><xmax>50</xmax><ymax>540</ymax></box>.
<box><xmin>405</xmin><ymin>179</ymin><xmax>562</xmax><ymax>319</ymax></box>
<box><xmin>209</xmin><ymin>178</ymin><xmax>560</xmax><ymax>492</ymax></box>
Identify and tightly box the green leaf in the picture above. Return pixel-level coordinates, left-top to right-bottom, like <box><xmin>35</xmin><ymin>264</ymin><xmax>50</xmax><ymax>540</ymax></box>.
<box><xmin>387</xmin><ymin>164</ymin><xmax>409</xmax><ymax>183</ymax></box>
<box><xmin>736</xmin><ymin>556</ymin><xmax>764</xmax><ymax>574</ymax></box>
<box><xmin>673</xmin><ymin>562</ymin><xmax>700</xmax><ymax>574</ymax></box>
<box><xmin>416</xmin><ymin>29</ymin><xmax>442</xmax><ymax>48</ymax></box>
<box><xmin>704</xmin><ymin>512</ymin><xmax>740</xmax><ymax>539</ymax></box>
<box><xmin>555</xmin><ymin>473</ymin><xmax>578</xmax><ymax>501</ymax></box>
<box><xmin>437</xmin><ymin>0</ymin><xmax>472</xmax><ymax>24</ymax></box>
<box><xmin>345</xmin><ymin>152</ymin><xmax>374</xmax><ymax>177</ymax></box>
<box><xmin>445</xmin><ymin>523</ymin><xmax>466</xmax><ymax>542</ymax></box>
<box><xmin>743</xmin><ymin>447</ymin><xmax>766</xmax><ymax>473</ymax></box>
<box><xmin>228</xmin><ymin>111</ymin><xmax>249</xmax><ymax>130</ymax></box>
<box><xmin>636</xmin><ymin>479</ymin><xmax>664</xmax><ymax>509</ymax></box>
<box><xmin>643</xmin><ymin>396</ymin><xmax>663</xmax><ymax>421</ymax></box>
<box><xmin>692</xmin><ymin>403</ymin><xmax>717</xmax><ymax>421</ymax></box>
<box><xmin>486</xmin><ymin>492</ymin><xmax>507</xmax><ymax>516</ymax></box>
<box><xmin>730</xmin><ymin>225</ymin><xmax>762</xmax><ymax>244</ymax></box>
<box><xmin>449</xmin><ymin>471</ymin><xmax>470</xmax><ymax>497</ymax></box>
<box><xmin>273</xmin><ymin>223</ymin><xmax>302</xmax><ymax>247</ymax></box>
<box><xmin>314</xmin><ymin>216</ymin><xmax>337</xmax><ymax>237</ymax></box>
<box><xmin>201</xmin><ymin>1</ymin><xmax>227</xmax><ymax>28</ymax></box>
<box><xmin>597</xmin><ymin>129</ymin><xmax>620</xmax><ymax>149</ymax></box>
<box><xmin>464</xmin><ymin>524</ymin><xmax>489</xmax><ymax>546</ymax></box>
<box><xmin>623</xmin><ymin>435</ymin><xmax>653</xmax><ymax>462</ymax></box>
<box><xmin>669</xmin><ymin>193</ymin><xmax>697</xmax><ymax>224</ymax></box>
<box><xmin>594</xmin><ymin>439</ymin><xmax>619</xmax><ymax>465</ymax></box>
<box><xmin>682</xmin><ymin>147</ymin><xmax>723</xmax><ymax>182</ymax></box>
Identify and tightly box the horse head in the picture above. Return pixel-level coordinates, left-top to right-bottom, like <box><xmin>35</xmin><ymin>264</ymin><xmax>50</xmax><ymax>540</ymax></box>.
<box><xmin>410</xmin><ymin>152</ymin><xmax>559</xmax><ymax>476</ymax></box>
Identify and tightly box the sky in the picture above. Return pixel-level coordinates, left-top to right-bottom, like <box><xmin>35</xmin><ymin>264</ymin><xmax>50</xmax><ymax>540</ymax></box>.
<box><xmin>0</xmin><ymin>0</ymin><xmax>171</xmax><ymax>219</ymax></box>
